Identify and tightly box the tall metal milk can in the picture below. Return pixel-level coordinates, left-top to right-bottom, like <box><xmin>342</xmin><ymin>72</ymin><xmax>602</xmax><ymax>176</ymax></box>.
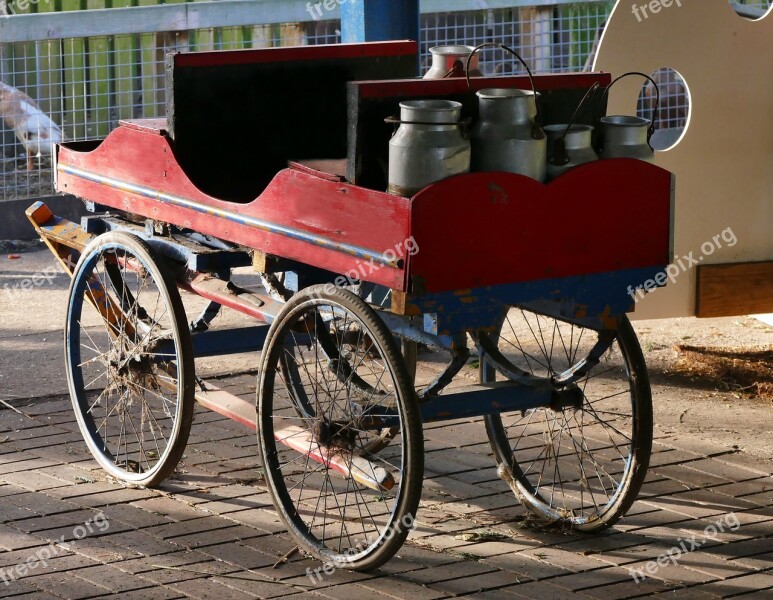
<box><xmin>599</xmin><ymin>116</ymin><xmax>655</xmax><ymax>162</ymax></box>
<box><xmin>545</xmin><ymin>124</ymin><xmax>598</xmax><ymax>181</ymax></box>
<box><xmin>387</xmin><ymin>100</ymin><xmax>471</xmax><ymax>197</ymax></box>
<box><xmin>424</xmin><ymin>46</ymin><xmax>483</xmax><ymax>79</ymax></box>
<box><xmin>470</xmin><ymin>88</ymin><xmax>547</xmax><ymax>182</ymax></box>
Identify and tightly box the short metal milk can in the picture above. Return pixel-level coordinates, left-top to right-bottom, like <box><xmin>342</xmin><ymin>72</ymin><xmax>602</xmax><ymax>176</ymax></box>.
<box><xmin>597</xmin><ymin>72</ymin><xmax>660</xmax><ymax>162</ymax></box>
<box><xmin>424</xmin><ymin>45</ymin><xmax>483</xmax><ymax>79</ymax></box>
<box><xmin>387</xmin><ymin>100</ymin><xmax>471</xmax><ymax>197</ymax></box>
<box><xmin>545</xmin><ymin>124</ymin><xmax>598</xmax><ymax>181</ymax></box>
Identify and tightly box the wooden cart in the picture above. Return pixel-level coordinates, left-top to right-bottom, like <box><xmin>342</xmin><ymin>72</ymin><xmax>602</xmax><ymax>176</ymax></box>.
<box><xmin>28</xmin><ymin>40</ymin><xmax>673</xmax><ymax>570</ymax></box>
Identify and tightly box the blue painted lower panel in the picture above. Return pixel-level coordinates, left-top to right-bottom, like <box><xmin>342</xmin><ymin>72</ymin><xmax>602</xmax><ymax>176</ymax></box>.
<box><xmin>409</xmin><ymin>266</ymin><xmax>665</xmax><ymax>335</ymax></box>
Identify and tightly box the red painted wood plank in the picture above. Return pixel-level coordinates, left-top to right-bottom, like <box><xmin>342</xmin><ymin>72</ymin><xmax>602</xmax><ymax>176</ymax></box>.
<box><xmin>407</xmin><ymin>160</ymin><xmax>673</xmax><ymax>294</ymax></box>
<box><xmin>56</xmin><ymin>126</ymin><xmax>411</xmax><ymax>290</ymax></box>
<box><xmin>173</xmin><ymin>40</ymin><xmax>418</xmax><ymax>68</ymax></box>
<box><xmin>354</xmin><ymin>72</ymin><xmax>612</xmax><ymax>99</ymax></box>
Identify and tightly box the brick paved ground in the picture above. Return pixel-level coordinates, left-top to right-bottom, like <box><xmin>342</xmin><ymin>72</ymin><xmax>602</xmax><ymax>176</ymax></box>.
<box><xmin>0</xmin><ymin>376</ymin><xmax>770</xmax><ymax>599</ymax></box>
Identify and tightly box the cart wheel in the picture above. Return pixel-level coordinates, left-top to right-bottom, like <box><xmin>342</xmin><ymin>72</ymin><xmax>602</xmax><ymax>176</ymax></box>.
<box><xmin>258</xmin><ymin>285</ymin><xmax>422</xmax><ymax>571</ymax></box>
<box><xmin>476</xmin><ymin>311</ymin><xmax>652</xmax><ymax>532</ymax></box>
<box><xmin>66</xmin><ymin>232</ymin><xmax>195</xmax><ymax>487</ymax></box>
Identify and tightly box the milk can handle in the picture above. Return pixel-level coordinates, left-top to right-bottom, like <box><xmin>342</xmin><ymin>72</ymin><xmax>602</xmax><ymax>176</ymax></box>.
<box><xmin>464</xmin><ymin>42</ymin><xmax>543</xmax><ymax>140</ymax></box>
<box><xmin>602</xmin><ymin>71</ymin><xmax>660</xmax><ymax>147</ymax></box>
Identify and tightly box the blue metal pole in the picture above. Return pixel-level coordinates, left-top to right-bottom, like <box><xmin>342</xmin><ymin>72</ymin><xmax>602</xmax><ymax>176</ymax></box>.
<box><xmin>340</xmin><ymin>0</ymin><xmax>420</xmax><ymax>43</ymax></box>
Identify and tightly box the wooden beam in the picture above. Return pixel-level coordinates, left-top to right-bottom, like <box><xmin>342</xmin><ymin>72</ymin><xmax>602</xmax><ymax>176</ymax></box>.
<box><xmin>696</xmin><ymin>261</ymin><xmax>773</xmax><ymax>318</ymax></box>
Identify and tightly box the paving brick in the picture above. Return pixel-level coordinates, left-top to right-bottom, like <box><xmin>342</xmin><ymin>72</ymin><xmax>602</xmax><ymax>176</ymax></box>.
<box><xmin>130</xmin><ymin>497</ymin><xmax>207</xmax><ymax>522</ymax></box>
<box><xmin>709</xmin><ymin>452</ymin><xmax>773</xmax><ymax>477</ymax></box>
<box><xmin>392</xmin><ymin>544</ymin><xmax>466</xmax><ymax>569</ymax></box>
<box><xmin>1</xmin><ymin>552</ymin><xmax>97</xmax><ymax>583</ymax></box>
<box><xmin>27</xmin><ymin>572</ymin><xmax>112</xmax><ymax>599</ymax></box>
<box><xmin>117</xmin><ymin>550</ymin><xmax>219</xmax><ymax>576</ymax></box>
<box><xmin>223</xmin><ymin>507</ymin><xmax>287</xmax><ymax>534</ymax></box>
<box><xmin>59</xmin><ymin>534</ymin><xmax>132</xmax><ymax>564</ymax></box>
<box><xmin>481</xmin><ymin>551</ymin><xmax>573</xmax><ymax>581</ymax></box>
<box><xmin>684</xmin><ymin>571</ymin><xmax>773</xmax><ymax>598</ymax></box>
<box><xmin>64</xmin><ymin>487</ymin><xmax>159</xmax><ymax>508</ymax></box>
<box><xmin>69</xmin><ymin>564</ymin><xmax>159</xmax><ymax>593</ymax></box>
<box><xmin>10</xmin><ymin>509</ymin><xmax>101</xmax><ymax>534</ymax></box>
<box><xmin>0</xmin><ymin>525</ymin><xmax>50</xmax><ymax>552</ymax></box>
<box><xmin>650</xmin><ymin>587</ymin><xmax>722</xmax><ymax>599</ymax></box>
<box><xmin>425</xmin><ymin>569</ymin><xmax>527</xmax><ymax>596</ymax></box>
<box><xmin>0</xmin><ymin>484</ymin><xmax>27</xmax><ymax>498</ymax></box>
<box><xmin>105</xmin><ymin>588</ymin><xmax>185</xmax><ymax>600</ymax></box>
<box><xmin>0</xmin><ymin>471</ymin><xmax>72</xmax><ymax>492</ymax></box>
<box><xmin>396</xmin><ymin>560</ymin><xmax>494</xmax><ymax>585</ymax></box>
<box><xmin>0</xmin><ymin>578</ymin><xmax>43</xmax><ymax>597</ymax></box>
<box><xmin>578</xmin><ymin>577</ymin><xmax>683</xmax><ymax>600</ymax></box>
<box><xmin>139</xmin><ymin>565</ymin><xmax>239</xmax><ymax>588</ymax></box>
<box><xmin>198</xmin><ymin>541</ymin><xmax>283</xmax><ymax>570</ymax></box>
<box><xmin>316</xmin><ymin>581</ymin><xmax>408</xmax><ymax>600</ymax></box>
<box><xmin>0</xmin><ymin>458</ymin><xmax>59</xmax><ymax>476</ymax></box>
<box><xmin>209</xmin><ymin>572</ymin><xmax>318</xmax><ymax>599</ymax></box>
<box><xmin>171</xmin><ymin>525</ymin><xmax>264</xmax><ymax>549</ymax></box>
<box><xmin>168</xmin><ymin>577</ymin><xmax>259</xmax><ymax>600</ymax></box>
<box><xmin>0</xmin><ymin>499</ymin><xmax>37</xmax><ymax>522</ymax></box>
<box><xmin>102</xmin><ymin>529</ymin><xmax>180</xmax><ymax>557</ymax></box>
<box><xmin>7</xmin><ymin>493</ymin><xmax>80</xmax><ymax>518</ymax></box>
<box><xmin>359</xmin><ymin>576</ymin><xmax>446</xmax><ymax>600</ymax></box>
<box><xmin>621</xmin><ymin>556</ymin><xmax>719</xmax><ymax>587</ymax></box>
<box><xmin>97</xmin><ymin>503</ymin><xmax>176</xmax><ymax>529</ymax></box>
<box><xmin>45</xmin><ymin>481</ymin><xmax>121</xmax><ymax>500</ymax></box>
<box><xmin>546</xmin><ymin>568</ymin><xmax>634</xmax><ymax>592</ymax></box>
<box><xmin>500</xmin><ymin>579</ymin><xmax>595</xmax><ymax>599</ymax></box>
<box><xmin>650</xmin><ymin>465</ymin><xmax>732</xmax><ymax>489</ymax></box>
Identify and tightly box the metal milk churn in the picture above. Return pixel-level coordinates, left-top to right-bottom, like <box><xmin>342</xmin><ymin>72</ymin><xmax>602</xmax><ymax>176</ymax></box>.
<box><xmin>545</xmin><ymin>124</ymin><xmax>598</xmax><ymax>181</ymax></box>
<box><xmin>599</xmin><ymin>116</ymin><xmax>655</xmax><ymax>162</ymax></box>
<box><xmin>387</xmin><ymin>100</ymin><xmax>471</xmax><ymax>197</ymax></box>
<box><xmin>424</xmin><ymin>46</ymin><xmax>483</xmax><ymax>79</ymax></box>
<box><xmin>596</xmin><ymin>71</ymin><xmax>659</xmax><ymax>162</ymax></box>
<box><xmin>470</xmin><ymin>88</ymin><xmax>547</xmax><ymax>182</ymax></box>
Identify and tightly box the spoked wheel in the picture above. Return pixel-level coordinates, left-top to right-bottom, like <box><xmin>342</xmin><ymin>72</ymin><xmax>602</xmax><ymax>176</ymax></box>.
<box><xmin>475</xmin><ymin>309</ymin><xmax>652</xmax><ymax>531</ymax></box>
<box><xmin>65</xmin><ymin>232</ymin><xmax>195</xmax><ymax>486</ymax></box>
<box><xmin>258</xmin><ymin>285</ymin><xmax>422</xmax><ymax>571</ymax></box>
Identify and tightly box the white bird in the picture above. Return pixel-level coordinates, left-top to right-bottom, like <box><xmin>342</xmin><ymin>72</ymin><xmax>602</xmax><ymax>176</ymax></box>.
<box><xmin>0</xmin><ymin>81</ymin><xmax>62</xmax><ymax>170</ymax></box>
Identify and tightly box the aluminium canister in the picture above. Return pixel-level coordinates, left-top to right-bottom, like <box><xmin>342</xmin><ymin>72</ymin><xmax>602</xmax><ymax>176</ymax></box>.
<box><xmin>387</xmin><ymin>100</ymin><xmax>471</xmax><ymax>197</ymax></box>
<box><xmin>545</xmin><ymin>124</ymin><xmax>598</xmax><ymax>181</ymax></box>
<box><xmin>470</xmin><ymin>88</ymin><xmax>546</xmax><ymax>182</ymax></box>
<box><xmin>599</xmin><ymin>115</ymin><xmax>655</xmax><ymax>162</ymax></box>
<box><xmin>424</xmin><ymin>45</ymin><xmax>483</xmax><ymax>79</ymax></box>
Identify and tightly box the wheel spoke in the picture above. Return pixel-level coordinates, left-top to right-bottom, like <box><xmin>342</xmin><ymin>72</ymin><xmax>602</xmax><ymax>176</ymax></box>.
<box><xmin>258</xmin><ymin>286</ymin><xmax>420</xmax><ymax>569</ymax></box>
<box><xmin>481</xmin><ymin>309</ymin><xmax>651</xmax><ymax>530</ymax></box>
<box><xmin>67</xmin><ymin>233</ymin><xmax>193</xmax><ymax>487</ymax></box>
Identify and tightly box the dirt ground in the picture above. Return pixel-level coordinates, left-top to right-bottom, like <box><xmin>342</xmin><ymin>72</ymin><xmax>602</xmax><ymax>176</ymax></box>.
<box><xmin>1</xmin><ymin>245</ymin><xmax>771</xmax><ymax>469</ymax></box>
